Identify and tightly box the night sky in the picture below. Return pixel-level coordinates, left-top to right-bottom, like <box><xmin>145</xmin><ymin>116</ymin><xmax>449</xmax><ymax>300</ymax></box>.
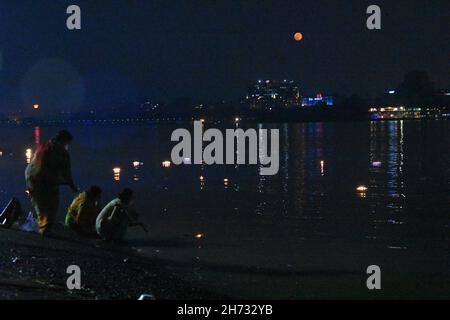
<box><xmin>0</xmin><ymin>0</ymin><xmax>449</xmax><ymax>113</ymax></box>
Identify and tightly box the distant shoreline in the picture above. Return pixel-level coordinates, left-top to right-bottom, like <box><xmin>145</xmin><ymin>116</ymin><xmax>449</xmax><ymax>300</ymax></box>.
<box><xmin>0</xmin><ymin>116</ymin><xmax>448</xmax><ymax>127</ymax></box>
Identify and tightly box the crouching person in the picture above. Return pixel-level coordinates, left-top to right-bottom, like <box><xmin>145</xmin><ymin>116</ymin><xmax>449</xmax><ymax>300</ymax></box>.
<box><xmin>96</xmin><ymin>188</ymin><xmax>148</xmax><ymax>243</ymax></box>
<box><xmin>66</xmin><ymin>186</ymin><xmax>102</xmax><ymax>236</ymax></box>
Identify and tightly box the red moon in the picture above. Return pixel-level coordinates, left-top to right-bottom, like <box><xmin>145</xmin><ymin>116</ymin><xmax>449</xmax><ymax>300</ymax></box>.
<box><xmin>294</xmin><ymin>32</ymin><xmax>303</xmax><ymax>42</ymax></box>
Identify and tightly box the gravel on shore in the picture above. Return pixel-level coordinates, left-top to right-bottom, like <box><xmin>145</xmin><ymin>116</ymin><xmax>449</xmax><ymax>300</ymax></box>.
<box><xmin>0</xmin><ymin>227</ymin><xmax>225</xmax><ymax>300</ymax></box>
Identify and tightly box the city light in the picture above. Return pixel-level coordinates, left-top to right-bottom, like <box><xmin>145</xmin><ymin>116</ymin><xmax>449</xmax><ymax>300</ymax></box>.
<box><xmin>356</xmin><ymin>185</ymin><xmax>368</xmax><ymax>192</ymax></box>
<box><xmin>195</xmin><ymin>233</ymin><xmax>204</xmax><ymax>239</ymax></box>
<box><xmin>162</xmin><ymin>160</ymin><xmax>171</xmax><ymax>168</ymax></box>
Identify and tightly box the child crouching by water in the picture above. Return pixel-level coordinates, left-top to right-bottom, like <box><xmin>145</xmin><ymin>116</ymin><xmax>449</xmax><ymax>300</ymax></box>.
<box><xmin>65</xmin><ymin>186</ymin><xmax>102</xmax><ymax>236</ymax></box>
<box><xmin>96</xmin><ymin>188</ymin><xmax>148</xmax><ymax>243</ymax></box>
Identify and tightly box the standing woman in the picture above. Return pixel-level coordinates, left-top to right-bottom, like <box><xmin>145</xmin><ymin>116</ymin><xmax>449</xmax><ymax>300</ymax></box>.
<box><xmin>25</xmin><ymin>130</ymin><xmax>78</xmax><ymax>236</ymax></box>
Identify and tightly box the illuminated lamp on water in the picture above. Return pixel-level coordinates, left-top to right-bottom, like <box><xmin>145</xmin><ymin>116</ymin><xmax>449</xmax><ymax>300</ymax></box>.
<box><xmin>26</xmin><ymin>149</ymin><xmax>33</xmax><ymax>164</ymax></box>
<box><xmin>33</xmin><ymin>104</ymin><xmax>40</xmax><ymax>110</ymax></box>
<box><xmin>133</xmin><ymin>161</ymin><xmax>143</xmax><ymax>168</ymax></box>
<box><xmin>356</xmin><ymin>185</ymin><xmax>368</xmax><ymax>192</ymax></box>
<box><xmin>113</xmin><ymin>167</ymin><xmax>121</xmax><ymax>181</ymax></box>
<box><xmin>195</xmin><ymin>233</ymin><xmax>204</xmax><ymax>239</ymax></box>
<box><xmin>162</xmin><ymin>160</ymin><xmax>171</xmax><ymax>168</ymax></box>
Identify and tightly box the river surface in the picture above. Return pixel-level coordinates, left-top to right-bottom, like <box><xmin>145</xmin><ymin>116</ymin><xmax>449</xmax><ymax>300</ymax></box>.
<box><xmin>0</xmin><ymin>120</ymin><xmax>449</xmax><ymax>299</ymax></box>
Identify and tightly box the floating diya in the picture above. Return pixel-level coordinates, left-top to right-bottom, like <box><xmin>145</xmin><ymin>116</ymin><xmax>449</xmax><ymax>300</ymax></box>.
<box><xmin>113</xmin><ymin>167</ymin><xmax>121</xmax><ymax>181</ymax></box>
<box><xmin>162</xmin><ymin>160</ymin><xmax>171</xmax><ymax>168</ymax></box>
<box><xmin>372</xmin><ymin>161</ymin><xmax>382</xmax><ymax>167</ymax></box>
<box><xmin>133</xmin><ymin>161</ymin><xmax>143</xmax><ymax>168</ymax></box>
<box><xmin>356</xmin><ymin>185</ymin><xmax>368</xmax><ymax>192</ymax></box>
<box><xmin>25</xmin><ymin>148</ymin><xmax>33</xmax><ymax>164</ymax></box>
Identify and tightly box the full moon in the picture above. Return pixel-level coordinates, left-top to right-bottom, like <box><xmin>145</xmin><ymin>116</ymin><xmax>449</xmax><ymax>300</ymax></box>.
<box><xmin>294</xmin><ymin>32</ymin><xmax>303</xmax><ymax>41</ymax></box>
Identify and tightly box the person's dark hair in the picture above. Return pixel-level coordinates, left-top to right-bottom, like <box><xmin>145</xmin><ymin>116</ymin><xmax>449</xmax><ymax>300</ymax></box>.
<box><xmin>118</xmin><ymin>188</ymin><xmax>134</xmax><ymax>204</ymax></box>
<box><xmin>55</xmin><ymin>130</ymin><xmax>73</xmax><ymax>144</ymax></box>
<box><xmin>86</xmin><ymin>186</ymin><xmax>102</xmax><ymax>199</ymax></box>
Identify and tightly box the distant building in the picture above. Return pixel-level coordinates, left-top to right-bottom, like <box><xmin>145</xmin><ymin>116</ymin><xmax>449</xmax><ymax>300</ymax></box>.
<box><xmin>301</xmin><ymin>93</ymin><xmax>334</xmax><ymax>107</ymax></box>
<box><xmin>247</xmin><ymin>80</ymin><xmax>300</xmax><ymax>110</ymax></box>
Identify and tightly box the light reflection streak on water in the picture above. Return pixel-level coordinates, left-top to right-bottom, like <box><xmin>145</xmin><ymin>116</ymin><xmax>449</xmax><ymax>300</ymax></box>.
<box><xmin>281</xmin><ymin>124</ymin><xmax>289</xmax><ymax>216</ymax></box>
<box><xmin>34</xmin><ymin>127</ymin><xmax>40</xmax><ymax>146</ymax></box>
<box><xmin>256</xmin><ymin>123</ymin><xmax>266</xmax><ymax>215</ymax></box>
<box><xmin>386</xmin><ymin>121</ymin><xmax>405</xmax><ymax>211</ymax></box>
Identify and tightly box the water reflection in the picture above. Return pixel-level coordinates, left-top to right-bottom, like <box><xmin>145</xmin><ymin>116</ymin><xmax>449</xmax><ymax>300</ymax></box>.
<box><xmin>1</xmin><ymin>122</ymin><xmax>448</xmax><ymax>257</ymax></box>
<box><xmin>34</xmin><ymin>127</ymin><xmax>40</xmax><ymax>146</ymax></box>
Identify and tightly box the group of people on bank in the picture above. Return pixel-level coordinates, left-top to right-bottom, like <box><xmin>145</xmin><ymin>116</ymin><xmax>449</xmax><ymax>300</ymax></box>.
<box><xmin>24</xmin><ymin>130</ymin><xmax>147</xmax><ymax>241</ymax></box>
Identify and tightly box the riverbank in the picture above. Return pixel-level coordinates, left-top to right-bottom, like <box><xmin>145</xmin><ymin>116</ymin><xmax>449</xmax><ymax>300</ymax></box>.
<box><xmin>0</xmin><ymin>227</ymin><xmax>225</xmax><ymax>300</ymax></box>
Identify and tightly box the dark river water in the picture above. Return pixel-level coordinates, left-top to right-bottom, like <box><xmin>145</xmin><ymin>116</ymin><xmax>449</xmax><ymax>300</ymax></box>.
<box><xmin>0</xmin><ymin>120</ymin><xmax>449</xmax><ymax>299</ymax></box>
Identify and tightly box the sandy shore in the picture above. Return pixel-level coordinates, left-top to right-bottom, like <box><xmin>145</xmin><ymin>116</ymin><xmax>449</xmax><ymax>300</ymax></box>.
<box><xmin>0</xmin><ymin>227</ymin><xmax>225</xmax><ymax>300</ymax></box>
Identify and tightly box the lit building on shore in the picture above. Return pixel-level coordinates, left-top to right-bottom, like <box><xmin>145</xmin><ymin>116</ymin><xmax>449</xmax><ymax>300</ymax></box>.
<box><xmin>301</xmin><ymin>93</ymin><xmax>334</xmax><ymax>107</ymax></box>
<box><xmin>369</xmin><ymin>106</ymin><xmax>420</xmax><ymax>119</ymax></box>
<box><xmin>247</xmin><ymin>80</ymin><xmax>300</xmax><ymax>110</ymax></box>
